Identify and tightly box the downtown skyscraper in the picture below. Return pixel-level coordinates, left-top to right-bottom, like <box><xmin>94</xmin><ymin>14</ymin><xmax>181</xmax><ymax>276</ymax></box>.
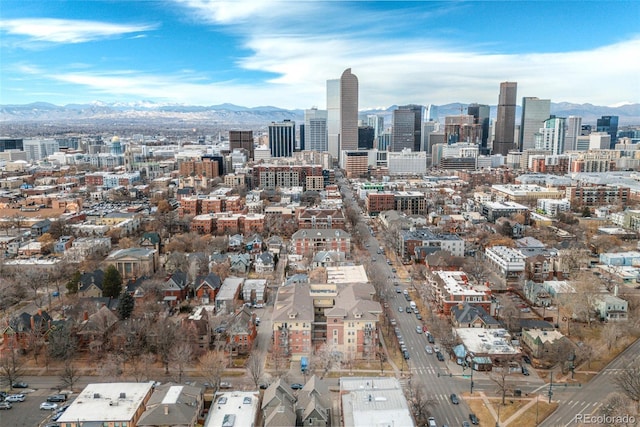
<box><xmin>494</xmin><ymin>82</ymin><xmax>518</xmax><ymax>156</ymax></box>
<box><xmin>519</xmin><ymin>97</ymin><xmax>551</xmax><ymax>151</ymax></box>
<box><xmin>268</xmin><ymin>120</ymin><xmax>296</xmax><ymax>158</ymax></box>
<box><xmin>340</xmin><ymin>68</ymin><xmax>359</xmax><ymax>153</ymax></box>
<box><xmin>467</xmin><ymin>103</ymin><xmax>490</xmax><ymax>154</ymax></box>
<box><xmin>304</xmin><ymin>108</ymin><xmax>328</xmax><ymax>152</ymax></box>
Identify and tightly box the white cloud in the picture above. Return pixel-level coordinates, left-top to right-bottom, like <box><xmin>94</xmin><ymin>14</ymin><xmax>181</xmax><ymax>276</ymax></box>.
<box><xmin>0</xmin><ymin>18</ymin><xmax>158</xmax><ymax>44</ymax></box>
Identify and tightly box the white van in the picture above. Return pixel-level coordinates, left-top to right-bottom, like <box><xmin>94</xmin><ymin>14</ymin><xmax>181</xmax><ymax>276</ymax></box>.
<box><xmin>409</xmin><ymin>301</ymin><xmax>417</xmax><ymax>310</ymax></box>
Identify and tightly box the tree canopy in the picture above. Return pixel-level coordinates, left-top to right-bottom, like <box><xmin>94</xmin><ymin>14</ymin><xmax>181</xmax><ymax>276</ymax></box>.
<box><xmin>103</xmin><ymin>265</ymin><xmax>123</xmax><ymax>298</ymax></box>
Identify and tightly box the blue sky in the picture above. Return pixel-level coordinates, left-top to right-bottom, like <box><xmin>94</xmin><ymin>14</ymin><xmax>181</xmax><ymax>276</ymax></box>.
<box><xmin>1</xmin><ymin>0</ymin><xmax>639</xmax><ymax>109</ymax></box>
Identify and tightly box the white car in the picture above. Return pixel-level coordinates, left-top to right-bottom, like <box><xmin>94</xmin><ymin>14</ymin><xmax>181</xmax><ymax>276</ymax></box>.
<box><xmin>424</xmin><ymin>345</ymin><xmax>433</xmax><ymax>354</ymax></box>
<box><xmin>415</xmin><ymin>326</ymin><xmax>422</xmax><ymax>334</ymax></box>
<box><xmin>40</xmin><ymin>402</ymin><xmax>58</xmax><ymax>410</ymax></box>
<box><xmin>6</xmin><ymin>394</ymin><xmax>25</xmax><ymax>402</ymax></box>
<box><xmin>433</xmin><ymin>345</ymin><xmax>441</xmax><ymax>353</ymax></box>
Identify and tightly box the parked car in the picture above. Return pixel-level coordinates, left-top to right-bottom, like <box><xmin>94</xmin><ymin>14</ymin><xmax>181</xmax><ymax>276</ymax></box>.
<box><xmin>219</xmin><ymin>382</ymin><xmax>232</xmax><ymax>389</ymax></box>
<box><xmin>406</xmin><ymin>306</ymin><xmax>411</xmax><ymax>313</ymax></box>
<box><xmin>523</xmin><ymin>355</ymin><xmax>531</xmax><ymax>364</ymax></box>
<box><xmin>469</xmin><ymin>413</ymin><xmax>479</xmax><ymax>425</ymax></box>
<box><xmin>416</xmin><ymin>313</ymin><xmax>422</xmax><ymax>320</ymax></box>
<box><xmin>450</xmin><ymin>394</ymin><xmax>459</xmax><ymax>404</ymax></box>
<box><xmin>424</xmin><ymin>345</ymin><xmax>433</xmax><ymax>354</ymax></box>
<box><xmin>40</xmin><ymin>402</ymin><xmax>58</xmax><ymax>410</ymax></box>
<box><xmin>0</xmin><ymin>401</ymin><xmax>12</xmax><ymax>410</ymax></box>
<box><xmin>462</xmin><ymin>422</ymin><xmax>471</xmax><ymax>427</ymax></box>
<box><xmin>403</xmin><ymin>350</ymin><xmax>410</xmax><ymax>360</ymax></box>
<box><xmin>259</xmin><ymin>383</ymin><xmax>269</xmax><ymax>389</ymax></box>
<box><xmin>398</xmin><ymin>306</ymin><xmax>403</xmax><ymax>312</ymax></box>
<box><xmin>46</xmin><ymin>395</ymin><xmax>67</xmax><ymax>403</ymax></box>
<box><xmin>291</xmin><ymin>383</ymin><xmax>304</xmax><ymax>390</ymax></box>
<box><xmin>416</xmin><ymin>326</ymin><xmax>422</xmax><ymax>334</ymax></box>
<box><xmin>426</xmin><ymin>333</ymin><xmax>435</xmax><ymax>343</ymax></box>
<box><xmin>390</xmin><ymin>318</ymin><xmax>397</xmax><ymax>326</ymax></box>
<box><xmin>6</xmin><ymin>394</ymin><xmax>25</xmax><ymax>402</ymax></box>
<box><xmin>522</xmin><ymin>366</ymin><xmax>530</xmax><ymax>376</ymax></box>
<box><xmin>12</xmin><ymin>382</ymin><xmax>28</xmax><ymax>389</ymax></box>
<box><xmin>436</xmin><ymin>351</ymin><xmax>445</xmax><ymax>361</ymax></box>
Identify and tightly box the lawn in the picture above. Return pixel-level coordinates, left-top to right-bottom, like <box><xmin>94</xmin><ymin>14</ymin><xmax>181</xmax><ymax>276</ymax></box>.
<box><xmin>464</xmin><ymin>394</ymin><xmax>558</xmax><ymax>427</ymax></box>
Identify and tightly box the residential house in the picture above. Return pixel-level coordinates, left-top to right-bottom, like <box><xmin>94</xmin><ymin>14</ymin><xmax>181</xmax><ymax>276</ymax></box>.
<box><xmin>227</xmin><ymin>306</ymin><xmax>258</xmax><ymax>356</ymax></box>
<box><xmin>185</xmin><ymin>306</ymin><xmax>212</xmax><ymax>352</ymax></box>
<box><xmin>595</xmin><ymin>294</ymin><xmax>628</xmax><ymax>321</ymax></box>
<box><xmin>261</xmin><ymin>379</ymin><xmax>297</xmax><ymax>427</ymax></box>
<box><xmin>312</xmin><ymin>250</ymin><xmax>345</xmax><ymax>268</ymax></box>
<box><xmin>228</xmin><ymin>234</ymin><xmax>244</xmax><ymax>252</ymax></box>
<box><xmin>216</xmin><ymin>277</ymin><xmax>243</xmax><ymax>314</ymax></box>
<box><xmin>254</xmin><ymin>251</ymin><xmax>275</xmax><ymax>274</ymax></box>
<box><xmin>77</xmin><ymin>306</ymin><xmax>119</xmax><ymax>352</ymax></box>
<box><xmin>78</xmin><ymin>270</ymin><xmax>105</xmax><ymax>298</ymax></box>
<box><xmin>30</xmin><ymin>219</ymin><xmax>51</xmax><ymax>237</ymax></box>
<box><xmin>137</xmin><ymin>384</ymin><xmax>203</xmax><ymax>427</ymax></box>
<box><xmin>54</xmin><ymin>236</ymin><xmax>74</xmax><ymax>253</ymax></box>
<box><xmin>450</xmin><ymin>303</ymin><xmax>500</xmax><ymax>329</ymax></box>
<box><xmin>521</xmin><ymin>328</ymin><xmax>573</xmax><ymax>361</ymax></box>
<box><xmin>207</xmin><ymin>392</ymin><xmax>260</xmax><ymax>427</ymax></box>
<box><xmin>243</xmin><ymin>279</ymin><xmax>267</xmax><ymax>306</ymax></box>
<box><xmin>266</xmin><ymin>235</ymin><xmax>284</xmax><ymax>256</ymax></box>
<box><xmin>229</xmin><ymin>253</ymin><xmax>251</xmax><ymax>274</ymax></box>
<box><xmin>161</xmin><ymin>271</ymin><xmax>189</xmax><ymax>305</ymax></box>
<box><xmin>105</xmin><ymin>247</ymin><xmax>158</xmax><ymax>279</ymax></box>
<box><xmin>194</xmin><ymin>273</ymin><xmax>222</xmax><ymax>304</ymax></box>
<box><xmin>298</xmin><ymin>207</ymin><xmax>346</xmax><ymax>230</ymax></box>
<box><xmin>523</xmin><ymin>281</ymin><xmax>553</xmax><ymax>308</ymax></box>
<box><xmin>296</xmin><ymin>375</ymin><xmax>332</xmax><ymax>427</ymax></box>
<box><xmin>139</xmin><ymin>231</ymin><xmax>161</xmax><ymax>253</ymax></box>
<box><xmin>244</xmin><ymin>234</ymin><xmax>263</xmax><ymax>256</ymax></box>
<box><xmin>272</xmin><ymin>283</ymin><xmax>314</xmax><ymax>361</ymax></box>
<box><xmin>2</xmin><ymin>310</ymin><xmax>53</xmax><ymax>350</ymax></box>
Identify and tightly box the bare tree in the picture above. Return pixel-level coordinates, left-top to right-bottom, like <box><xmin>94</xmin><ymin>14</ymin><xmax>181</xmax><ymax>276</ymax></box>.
<box><xmin>498</xmin><ymin>298</ymin><xmax>521</xmax><ymax>332</ymax></box>
<box><xmin>602</xmin><ymin>322</ymin><xmax>624</xmax><ymax>351</ymax></box>
<box><xmin>407</xmin><ymin>379</ymin><xmax>438</xmax><ymax>426</ymax></box>
<box><xmin>126</xmin><ymin>352</ymin><xmax>156</xmax><ymax>382</ymax></box>
<box><xmin>600</xmin><ymin>392</ymin><xmax>636</xmax><ymax>426</ymax></box>
<box><xmin>59</xmin><ymin>363</ymin><xmax>81</xmax><ymax>391</ymax></box>
<box><xmin>614</xmin><ymin>360</ymin><xmax>640</xmax><ymax>413</ymax></box>
<box><xmin>0</xmin><ymin>339</ymin><xmax>24</xmax><ymax>390</ymax></box>
<box><xmin>48</xmin><ymin>322</ymin><xmax>78</xmax><ymax>361</ymax></box>
<box><xmin>314</xmin><ymin>343</ymin><xmax>340</xmax><ymax>379</ymax></box>
<box><xmin>490</xmin><ymin>361</ymin><xmax>513</xmax><ymax>405</ymax></box>
<box><xmin>199</xmin><ymin>350</ymin><xmax>227</xmax><ymax>390</ymax></box>
<box><xmin>151</xmin><ymin>318</ymin><xmax>178</xmax><ymax>374</ymax></box>
<box><xmin>99</xmin><ymin>352</ymin><xmax>125</xmax><ymax>381</ymax></box>
<box><xmin>247</xmin><ymin>354</ymin><xmax>264</xmax><ymax>387</ymax></box>
<box><xmin>170</xmin><ymin>342</ymin><xmax>194</xmax><ymax>383</ymax></box>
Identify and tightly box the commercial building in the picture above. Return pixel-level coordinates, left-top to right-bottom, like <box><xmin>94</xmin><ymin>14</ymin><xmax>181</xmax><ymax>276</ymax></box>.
<box><xmin>269</xmin><ymin>120</ymin><xmax>296</xmax><ymax>158</ymax></box>
<box><xmin>467</xmin><ymin>103</ymin><xmax>490</xmax><ymax>154</ymax></box>
<box><xmin>519</xmin><ymin>97</ymin><xmax>551</xmax><ymax>151</ymax></box>
<box><xmin>485</xmin><ymin>246</ymin><xmax>526</xmax><ymax>278</ymax></box>
<box><xmin>340</xmin><ymin>68</ymin><xmax>359</xmax><ymax>153</ymax></box>
<box><xmin>596</xmin><ymin>115</ymin><xmax>619</xmax><ymax>148</ymax></box>
<box><xmin>535</xmin><ymin>116</ymin><xmax>566</xmax><ymax>155</ymax></box>
<box><xmin>229</xmin><ymin>130</ymin><xmax>254</xmax><ymax>159</ymax></box>
<box><xmin>494</xmin><ymin>81</ymin><xmax>518</xmax><ymax>155</ymax></box>
<box><xmin>391</xmin><ymin>104</ymin><xmax>423</xmax><ymax>152</ymax></box>
<box><xmin>57</xmin><ymin>382</ymin><xmax>154</xmax><ymax>426</ymax></box>
<box><xmin>340</xmin><ymin>377</ymin><xmax>414</xmax><ymax>427</ymax></box>
<box><xmin>387</xmin><ymin>149</ymin><xmax>427</xmax><ymax>175</ymax></box>
<box><xmin>305</xmin><ymin>108</ymin><xmax>328</xmax><ymax>152</ymax></box>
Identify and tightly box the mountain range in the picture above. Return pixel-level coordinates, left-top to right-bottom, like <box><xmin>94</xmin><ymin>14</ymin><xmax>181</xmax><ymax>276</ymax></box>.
<box><xmin>1</xmin><ymin>101</ymin><xmax>638</xmax><ymax>129</ymax></box>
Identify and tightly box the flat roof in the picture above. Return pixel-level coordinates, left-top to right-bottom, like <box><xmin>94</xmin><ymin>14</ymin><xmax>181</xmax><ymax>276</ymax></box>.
<box><xmin>326</xmin><ymin>265</ymin><xmax>368</xmax><ymax>284</ymax></box>
<box><xmin>58</xmin><ymin>382</ymin><xmax>153</xmax><ymax>423</ymax></box>
<box><xmin>456</xmin><ymin>328</ymin><xmax>519</xmax><ymax>356</ymax></box>
<box><xmin>205</xmin><ymin>391</ymin><xmax>259</xmax><ymax>427</ymax></box>
<box><xmin>340</xmin><ymin>377</ymin><xmax>414</xmax><ymax>427</ymax></box>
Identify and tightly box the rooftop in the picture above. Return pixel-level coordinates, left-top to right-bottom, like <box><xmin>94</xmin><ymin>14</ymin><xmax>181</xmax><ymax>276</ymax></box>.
<box><xmin>455</xmin><ymin>328</ymin><xmax>519</xmax><ymax>356</ymax></box>
<box><xmin>205</xmin><ymin>391</ymin><xmax>259</xmax><ymax>427</ymax></box>
<box><xmin>340</xmin><ymin>377</ymin><xmax>414</xmax><ymax>427</ymax></box>
<box><xmin>58</xmin><ymin>382</ymin><xmax>153</xmax><ymax>423</ymax></box>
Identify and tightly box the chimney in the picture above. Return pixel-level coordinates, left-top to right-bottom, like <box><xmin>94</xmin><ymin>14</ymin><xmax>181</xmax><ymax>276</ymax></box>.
<box><xmin>83</xmin><ymin>311</ymin><xmax>89</xmax><ymax>321</ymax></box>
<box><xmin>164</xmin><ymin>405</ymin><xmax>169</xmax><ymax>415</ymax></box>
<box><xmin>30</xmin><ymin>315</ymin><xmax>35</xmax><ymax>331</ymax></box>
<box><xmin>614</xmin><ymin>284</ymin><xmax>619</xmax><ymax>297</ymax></box>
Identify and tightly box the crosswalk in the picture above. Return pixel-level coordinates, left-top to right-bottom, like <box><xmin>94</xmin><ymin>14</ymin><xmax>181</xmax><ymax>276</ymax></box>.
<box><xmin>411</xmin><ymin>366</ymin><xmax>439</xmax><ymax>376</ymax></box>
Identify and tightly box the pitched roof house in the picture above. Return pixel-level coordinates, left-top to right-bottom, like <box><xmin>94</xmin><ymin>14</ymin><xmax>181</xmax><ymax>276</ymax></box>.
<box><xmin>194</xmin><ymin>273</ymin><xmax>222</xmax><ymax>304</ymax></box>
<box><xmin>254</xmin><ymin>251</ymin><xmax>275</xmax><ymax>273</ymax></box>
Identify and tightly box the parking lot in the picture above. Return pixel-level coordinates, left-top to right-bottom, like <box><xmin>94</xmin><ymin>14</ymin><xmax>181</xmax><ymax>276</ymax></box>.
<box><xmin>0</xmin><ymin>387</ymin><xmax>72</xmax><ymax>427</ymax></box>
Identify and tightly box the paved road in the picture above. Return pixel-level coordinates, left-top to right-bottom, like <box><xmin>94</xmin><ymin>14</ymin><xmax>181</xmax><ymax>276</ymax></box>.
<box><xmin>339</xmin><ymin>177</ymin><xmax>477</xmax><ymax>426</ymax></box>
<box><xmin>540</xmin><ymin>337</ymin><xmax>640</xmax><ymax>427</ymax></box>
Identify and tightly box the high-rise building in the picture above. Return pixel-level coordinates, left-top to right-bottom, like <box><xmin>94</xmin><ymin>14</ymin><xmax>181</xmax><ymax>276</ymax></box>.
<box><xmin>444</xmin><ymin>115</ymin><xmax>482</xmax><ymax>145</ymax></box>
<box><xmin>304</xmin><ymin>108</ymin><xmax>328</xmax><ymax>152</ymax></box>
<box><xmin>268</xmin><ymin>120</ymin><xmax>296</xmax><ymax>158</ymax></box>
<box><xmin>398</xmin><ymin>104</ymin><xmax>424</xmax><ymax>152</ymax></box>
<box><xmin>421</xmin><ymin>121</ymin><xmax>440</xmax><ymax>153</ymax></box>
<box><xmin>467</xmin><ymin>103</ymin><xmax>490</xmax><ymax>154</ymax></box>
<box><xmin>0</xmin><ymin>138</ymin><xmax>23</xmax><ymax>152</ymax></box>
<box><xmin>426</xmin><ymin>104</ymin><xmax>439</xmax><ymax>122</ymax></box>
<box><xmin>494</xmin><ymin>82</ymin><xmax>518</xmax><ymax>155</ymax></box>
<box><xmin>535</xmin><ymin>116</ymin><xmax>566</xmax><ymax>155</ymax></box>
<box><xmin>229</xmin><ymin>130</ymin><xmax>254</xmax><ymax>159</ymax></box>
<box><xmin>340</xmin><ymin>68</ymin><xmax>359</xmax><ymax>153</ymax></box>
<box><xmin>367</xmin><ymin>115</ymin><xmax>384</xmax><ymax>140</ymax></box>
<box><xmin>391</xmin><ymin>108</ymin><xmax>416</xmax><ymax>152</ymax></box>
<box><xmin>565</xmin><ymin>116</ymin><xmax>582</xmax><ymax>152</ymax></box>
<box><xmin>597</xmin><ymin>115</ymin><xmax>619</xmax><ymax>148</ymax></box>
<box><xmin>519</xmin><ymin>97</ymin><xmax>551</xmax><ymax>151</ymax></box>
<box><xmin>326</xmin><ymin>79</ymin><xmax>341</xmax><ymax>159</ymax></box>
<box><xmin>358</xmin><ymin>126</ymin><xmax>375</xmax><ymax>150</ymax></box>
<box><xmin>23</xmin><ymin>138</ymin><xmax>60</xmax><ymax>161</ymax></box>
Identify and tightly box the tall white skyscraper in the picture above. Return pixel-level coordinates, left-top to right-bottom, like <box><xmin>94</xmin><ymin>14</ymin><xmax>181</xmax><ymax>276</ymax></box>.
<box><xmin>520</xmin><ymin>97</ymin><xmax>551</xmax><ymax>151</ymax></box>
<box><xmin>565</xmin><ymin>116</ymin><xmax>582</xmax><ymax>152</ymax></box>
<box><xmin>326</xmin><ymin>79</ymin><xmax>341</xmax><ymax>159</ymax></box>
<box><xmin>304</xmin><ymin>108</ymin><xmax>328</xmax><ymax>152</ymax></box>
<box><xmin>367</xmin><ymin>114</ymin><xmax>384</xmax><ymax>139</ymax></box>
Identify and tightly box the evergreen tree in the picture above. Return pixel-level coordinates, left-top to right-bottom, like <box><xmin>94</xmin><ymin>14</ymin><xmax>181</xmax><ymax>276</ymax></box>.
<box><xmin>66</xmin><ymin>270</ymin><xmax>82</xmax><ymax>294</ymax></box>
<box><xmin>103</xmin><ymin>265</ymin><xmax>122</xmax><ymax>298</ymax></box>
<box><xmin>118</xmin><ymin>291</ymin><xmax>135</xmax><ymax>320</ymax></box>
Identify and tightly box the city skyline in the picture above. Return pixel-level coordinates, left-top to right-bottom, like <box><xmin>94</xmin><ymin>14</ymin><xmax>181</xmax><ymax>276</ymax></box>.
<box><xmin>1</xmin><ymin>1</ymin><xmax>639</xmax><ymax>109</ymax></box>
